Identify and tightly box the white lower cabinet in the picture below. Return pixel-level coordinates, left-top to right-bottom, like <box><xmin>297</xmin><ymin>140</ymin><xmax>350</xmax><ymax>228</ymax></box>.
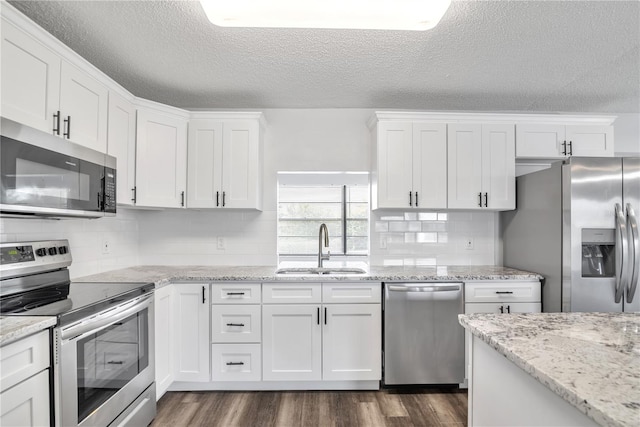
<box><xmin>154</xmin><ymin>285</ymin><xmax>174</xmax><ymax>400</ymax></box>
<box><xmin>0</xmin><ymin>330</ymin><xmax>50</xmax><ymax>427</ymax></box>
<box><xmin>173</xmin><ymin>283</ymin><xmax>210</xmax><ymax>382</ymax></box>
<box><xmin>463</xmin><ymin>280</ymin><xmax>542</xmax><ymax>386</ymax></box>
<box><xmin>322</xmin><ymin>304</ymin><xmax>381</xmax><ymax>381</ymax></box>
<box><xmin>262</xmin><ymin>282</ymin><xmax>382</xmax><ymax>382</ymax></box>
<box><xmin>262</xmin><ymin>304</ymin><xmax>322</xmax><ymax>381</ymax></box>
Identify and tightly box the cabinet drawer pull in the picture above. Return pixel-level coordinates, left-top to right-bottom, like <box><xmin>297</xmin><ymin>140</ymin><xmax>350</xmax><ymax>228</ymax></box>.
<box><xmin>223</xmin><ymin>191</ymin><xmax>226</xmax><ymax>207</ymax></box>
<box><xmin>202</xmin><ymin>286</ymin><xmax>206</xmax><ymax>304</ymax></box>
<box><xmin>181</xmin><ymin>191</ymin><xmax>185</xmax><ymax>207</ymax></box>
<box><xmin>324</xmin><ymin>307</ymin><xmax>327</xmax><ymax>325</ymax></box>
<box><xmin>107</xmin><ymin>360</ymin><xmax>124</xmax><ymax>365</ymax></box>
<box><xmin>506</xmin><ymin>305</ymin><xmax>511</xmax><ymax>313</ymax></box>
<box><xmin>225</xmin><ymin>362</ymin><xmax>244</xmax><ymax>366</ymax></box>
<box><xmin>415</xmin><ymin>192</ymin><xmax>419</xmax><ymax>207</ymax></box>
<box><xmin>495</xmin><ymin>291</ymin><xmax>514</xmax><ymax>294</ymax></box>
<box><xmin>478</xmin><ymin>192</ymin><xmax>482</xmax><ymax>207</ymax></box>
<box><xmin>484</xmin><ymin>192</ymin><xmax>488</xmax><ymax>207</ymax></box>
<box><xmin>562</xmin><ymin>140</ymin><xmax>567</xmax><ymax>156</ymax></box>
<box><xmin>226</xmin><ymin>323</ymin><xmax>245</xmax><ymax>327</ymax></box>
<box><xmin>568</xmin><ymin>140</ymin><xmax>573</xmax><ymax>156</ymax></box>
<box><xmin>226</xmin><ymin>292</ymin><xmax>245</xmax><ymax>296</ymax></box>
<box><xmin>317</xmin><ymin>307</ymin><xmax>320</xmax><ymax>325</ymax></box>
<box><xmin>216</xmin><ymin>191</ymin><xmax>220</xmax><ymax>207</ymax></box>
<box><xmin>409</xmin><ymin>191</ymin><xmax>413</xmax><ymax>207</ymax></box>
<box><xmin>499</xmin><ymin>305</ymin><xmax>504</xmax><ymax>313</ymax></box>
<box><xmin>131</xmin><ymin>186</ymin><xmax>137</xmax><ymax>203</ymax></box>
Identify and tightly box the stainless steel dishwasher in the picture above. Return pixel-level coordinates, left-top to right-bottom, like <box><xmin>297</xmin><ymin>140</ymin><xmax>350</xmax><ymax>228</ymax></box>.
<box><xmin>383</xmin><ymin>282</ymin><xmax>465</xmax><ymax>385</ymax></box>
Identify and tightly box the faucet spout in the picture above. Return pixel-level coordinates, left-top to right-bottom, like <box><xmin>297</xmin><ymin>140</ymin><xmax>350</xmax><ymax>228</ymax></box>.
<box><xmin>318</xmin><ymin>223</ymin><xmax>330</xmax><ymax>268</ymax></box>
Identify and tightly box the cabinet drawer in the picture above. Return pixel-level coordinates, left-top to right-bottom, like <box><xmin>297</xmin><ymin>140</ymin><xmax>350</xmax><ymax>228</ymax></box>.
<box><xmin>262</xmin><ymin>283</ymin><xmax>321</xmax><ymax>304</ymax></box>
<box><xmin>211</xmin><ymin>283</ymin><xmax>261</xmax><ymax>304</ymax></box>
<box><xmin>322</xmin><ymin>283</ymin><xmax>381</xmax><ymax>304</ymax></box>
<box><xmin>465</xmin><ymin>302</ymin><xmax>541</xmax><ymax>314</ymax></box>
<box><xmin>465</xmin><ymin>281</ymin><xmax>541</xmax><ymax>303</ymax></box>
<box><xmin>211</xmin><ymin>344</ymin><xmax>261</xmax><ymax>381</ymax></box>
<box><xmin>0</xmin><ymin>330</ymin><xmax>50</xmax><ymax>391</ymax></box>
<box><xmin>211</xmin><ymin>305</ymin><xmax>261</xmax><ymax>343</ymax></box>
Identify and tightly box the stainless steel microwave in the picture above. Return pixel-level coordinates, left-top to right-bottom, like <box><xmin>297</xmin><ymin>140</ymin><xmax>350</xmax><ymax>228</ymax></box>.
<box><xmin>1</xmin><ymin>117</ymin><xmax>116</xmax><ymax>218</ymax></box>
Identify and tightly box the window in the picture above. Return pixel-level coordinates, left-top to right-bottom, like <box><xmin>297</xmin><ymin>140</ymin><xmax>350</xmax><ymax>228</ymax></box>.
<box><xmin>277</xmin><ymin>172</ymin><xmax>369</xmax><ymax>259</ymax></box>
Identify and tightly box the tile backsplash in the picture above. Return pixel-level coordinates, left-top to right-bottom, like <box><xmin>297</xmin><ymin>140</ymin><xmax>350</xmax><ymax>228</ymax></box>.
<box><xmin>0</xmin><ymin>210</ymin><xmax>139</xmax><ymax>279</ymax></box>
<box><xmin>370</xmin><ymin>210</ymin><xmax>498</xmax><ymax>266</ymax></box>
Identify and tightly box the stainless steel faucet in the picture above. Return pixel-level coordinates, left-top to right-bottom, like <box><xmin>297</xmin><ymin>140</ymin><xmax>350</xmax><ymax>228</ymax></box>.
<box><xmin>318</xmin><ymin>223</ymin><xmax>330</xmax><ymax>268</ymax></box>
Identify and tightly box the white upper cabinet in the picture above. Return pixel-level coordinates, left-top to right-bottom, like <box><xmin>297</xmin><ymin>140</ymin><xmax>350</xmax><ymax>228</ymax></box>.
<box><xmin>373</xmin><ymin>120</ymin><xmax>447</xmax><ymax>209</ymax></box>
<box><xmin>187</xmin><ymin>115</ymin><xmax>263</xmax><ymax>210</ymax></box>
<box><xmin>1</xmin><ymin>18</ymin><xmax>108</xmax><ymax>152</ymax></box>
<box><xmin>448</xmin><ymin>124</ymin><xmax>515</xmax><ymax>210</ymax></box>
<box><xmin>516</xmin><ymin>124</ymin><xmax>614</xmax><ymax>158</ymax></box>
<box><xmin>135</xmin><ymin>106</ymin><xmax>188</xmax><ymax>208</ymax></box>
<box><xmin>59</xmin><ymin>61</ymin><xmax>109</xmax><ymax>152</ymax></box>
<box><xmin>1</xmin><ymin>18</ymin><xmax>60</xmax><ymax>133</ymax></box>
<box><xmin>107</xmin><ymin>91</ymin><xmax>137</xmax><ymax>205</ymax></box>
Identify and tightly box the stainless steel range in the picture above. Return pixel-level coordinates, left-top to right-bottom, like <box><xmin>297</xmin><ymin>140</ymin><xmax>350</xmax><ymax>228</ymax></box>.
<box><xmin>0</xmin><ymin>240</ymin><xmax>156</xmax><ymax>427</ymax></box>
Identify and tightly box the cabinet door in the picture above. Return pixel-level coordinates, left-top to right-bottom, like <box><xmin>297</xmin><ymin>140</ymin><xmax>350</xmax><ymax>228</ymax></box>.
<box><xmin>262</xmin><ymin>305</ymin><xmax>321</xmax><ymax>381</ymax></box>
<box><xmin>413</xmin><ymin>123</ymin><xmax>447</xmax><ymax>209</ymax></box>
<box><xmin>107</xmin><ymin>92</ymin><xmax>137</xmax><ymax>206</ymax></box>
<box><xmin>515</xmin><ymin>124</ymin><xmax>565</xmax><ymax>159</ymax></box>
<box><xmin>448</xmin><ymin>124</ymin><xmax>483</xmax><ymax>209</ymax></box>
<box><xmin>481</xmin><ymin>125</ymin><xmax>515</xmax><ymax>210</ymax></box>
<box><xmin>322</xmin><ymin>304</ymin><xmax>381</xmax><ymax>381</ymax></box>
<box><xmin>59</xmin><ymin>61</ymin><xmax>108</xmax><ymax>152</ymax></box>
<box><xmin>465</xmin><ymin>302</ymin><xmax>541</xmax><ymax>314</ymax></box>
<box><xmin>222</xmin><ymin>120</ymin><xmax>261</xmax><ymax>209</ymax></box>
<box><xmin>1</xmin><ymin>19</ymin><xmax>60</xmax><ymax>133</ymax></box>
<box><xmin>0</xmin><ymin>369</ymin><xmax>49</xmax><ymax>427</ymax></box>
<box><xmin>154</xmin><ymin>285</ymin><xmax>174</xmax><ymax>400</ymax></box>
<box><xmin>187</xmin><ymin>120</ymin><xmax>223</xmax><ymax>208</ymax></box>
<box><xmin>136</xmin><ymin>108</ymin><xmax>188</xmax><ymax>208</ymax></box>
<box><xmin>566</xmin><ymin>125</ymin><xmax>614</xmax><ymax>157</ymax></box>
<box><xmin>376</xmin><ymin>122</ymin><xmax>414</xmax><ymax>208</ymax></box>
<box><xmin>173</xmin><ymin>284</ymin><xmax>210</xmax><ymax>382</ymax></box>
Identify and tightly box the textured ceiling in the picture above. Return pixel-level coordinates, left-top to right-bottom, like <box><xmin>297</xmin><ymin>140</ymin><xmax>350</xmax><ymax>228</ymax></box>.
<box><xmin>7</xmin><ymin>0</ymin><xmax>640</xmax><ymax>113</ymax></box>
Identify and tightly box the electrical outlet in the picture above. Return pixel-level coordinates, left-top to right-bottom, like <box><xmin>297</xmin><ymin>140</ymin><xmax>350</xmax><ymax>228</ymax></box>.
<box><xmin>464</xmin><ymin>238</ymin><xmax>474</xmax><ymax>250</ymax></box>
<box><xmin>217</xmin><ymin>237</ymin><xmax>226</xmax><ymax>250</ymax></box>
<box><xmin>102</xmin><ymin>239</ymin><xmax>110</xmax><ymax>254</ymax></box>
<box><xmin>380</xmin><ymin>237</ymin><xmax>387</xmax><ymax>249</ymax></box>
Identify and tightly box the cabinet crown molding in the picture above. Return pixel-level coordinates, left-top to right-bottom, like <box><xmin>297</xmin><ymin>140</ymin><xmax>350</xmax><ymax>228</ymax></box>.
<box><xmin>189</xmin><ymin>111</ymin><xmax>267</xmax><ymax>128</ymax></box>
<box><xmin>368</xmin><ymin>111</ymin><xmax>617</xmax><ymax>129</ymax></box>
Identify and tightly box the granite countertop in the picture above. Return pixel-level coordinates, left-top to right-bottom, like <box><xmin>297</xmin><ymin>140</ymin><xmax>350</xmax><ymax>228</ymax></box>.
<box><xmin>459</xmin><ymin>312</ymin><xmax>640</xmax><ymax>427</ymax></box>
<box><xmin>0</xmin><ymin>316</ymin><xmax>56</xmax><ymax>346</ymax></box>
<box><xmin>74</xmin><ymin>265</ymin><xmax>542</xmax><ymax>285</ymax></box>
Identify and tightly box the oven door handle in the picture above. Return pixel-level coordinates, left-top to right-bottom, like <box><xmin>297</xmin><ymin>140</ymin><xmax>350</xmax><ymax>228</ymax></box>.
<box><xmin>60</xmin><ymin>293</ymin><xmax>153</xmax><ymax>341</ymax></box>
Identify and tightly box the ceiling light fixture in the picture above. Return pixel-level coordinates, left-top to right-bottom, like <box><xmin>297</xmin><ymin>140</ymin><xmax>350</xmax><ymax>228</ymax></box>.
<box><xmin>199</xmin><ymin>0</ymin><xmax>451</xmax><ymax>31</ymax></box>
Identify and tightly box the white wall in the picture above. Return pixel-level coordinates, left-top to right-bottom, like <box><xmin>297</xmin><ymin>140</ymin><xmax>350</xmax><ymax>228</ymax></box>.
<box><xmin>0</xmin><ymin>210</ymin><xmax>139</xmax><ymax>279</ymax></box>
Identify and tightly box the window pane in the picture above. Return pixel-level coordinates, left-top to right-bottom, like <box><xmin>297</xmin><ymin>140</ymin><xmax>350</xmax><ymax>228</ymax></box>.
<box><xmin>279</xmin><ymin>186</ymin><xmax>342</xmax><ymax>203</ymax></box>
<box><xmin>278</xmin><ymin>220</ymin><xmax>342</xmax><ymax>237</ymax></box>
<box><xmin>347</xmin><ymin>186</ymin><xmax>369</xmax><ymax>203</ymax></box>
<box><xmin>278</xmin><ymin>202</ymin><xmax>342</xmax><ymax>219</ymax></box>
<box><xmin>347</xmin><ymin>237</ymin><xmax>368</xmax><ymax>254</ymax></box>
<box><xmin>347</xmin><ymin>202</ymin><xmax>369</xmax><ymax>218</ymax></box>
<box><xmin>346</xmin><ymin>219</ymin><xmax>368</xmax><ymax>237</ymax></box>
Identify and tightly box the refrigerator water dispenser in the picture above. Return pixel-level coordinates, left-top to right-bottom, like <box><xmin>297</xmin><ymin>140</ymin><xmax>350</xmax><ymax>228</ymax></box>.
<box><xmin>581</xmin><ymin>229</ymin><xmax>615</xmax><ymax>278</ymax></box>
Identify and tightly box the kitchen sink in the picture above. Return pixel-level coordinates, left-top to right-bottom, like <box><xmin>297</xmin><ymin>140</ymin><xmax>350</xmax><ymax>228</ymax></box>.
<box><xmin>275</xmin><ymin>267</ymin><xmax>367</xmax><ymax>275</ymax></box>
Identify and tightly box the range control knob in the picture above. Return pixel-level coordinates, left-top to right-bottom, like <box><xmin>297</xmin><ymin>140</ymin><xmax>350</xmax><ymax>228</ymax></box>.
<box><xmin>48</xmin><ymin>247</ymin><xmax>58</xmax><ymax>256</ymax></box>
<box><xmin>58</xmin><ymin>246</ymin><xmax>68</xmax><ymax>255</ymax></box>
<box><xmin>36</xmin><ymin>248</ymin><xmax>47</xmax><ymax>257</ymax></box>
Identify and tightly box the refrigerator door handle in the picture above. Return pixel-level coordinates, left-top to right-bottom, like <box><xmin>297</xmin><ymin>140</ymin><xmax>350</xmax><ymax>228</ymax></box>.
<box><xmin>626</xmin><ymin>203</ymin><xmax>639</xmax><ymax>303</ymax></box>
<box><xmin>615</xmin><ymin>204</ymin><xmax>629</xmax><ymax>303</ymax></box>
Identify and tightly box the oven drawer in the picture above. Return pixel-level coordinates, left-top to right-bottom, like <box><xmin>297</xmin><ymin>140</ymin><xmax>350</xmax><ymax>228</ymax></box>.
<box><xmin>465</xmin><ymin>281</ymin><xmax>541</xmax><ymax>303</ymax></box>
<box><xmin>262</xmin><ymin>283</ymin><xmax>321</xmax><ymax>304</ymax></box>
<box><xmin>211</xmin><ymin>344</ymin><xmax>261</xmax><ymax>381</ymax></box>
<box><xmin>211</xmin><ymin>305</ymin><xmax>261</xmax><ymax>343</ymax></box>
<box><xmin>107</xmin><ymin>383</ymin><xmax>156</xmax><ymax>427</ymax></box>
<box><xmin>211</xmin><ymin>283</ymin><xmax>261</xmax><ymax>304</ymax></box>
<box><xmin>0</xmin><ymin>330</ymin><xmax>49</xmax><ymax>391</ymax></box>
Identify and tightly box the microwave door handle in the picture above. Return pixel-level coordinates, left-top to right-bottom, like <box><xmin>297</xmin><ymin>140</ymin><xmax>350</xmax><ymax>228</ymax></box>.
<box><xmin>60</xmin><ymin>294</ymin><xmax>153</xmax><ymax>341</ymax></box>
<box><xmin>615</xmin><ymin>204</ymin><xmax>628</xmax><ymax>304</ymax></box>
<box><xmin>627</xmin><ymin>203</ymin><xmax>639</xmax><ymax>303</ymax></box>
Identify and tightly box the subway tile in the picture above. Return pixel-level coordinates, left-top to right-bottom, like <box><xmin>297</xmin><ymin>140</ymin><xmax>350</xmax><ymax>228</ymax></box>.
<box><xmin>418</xmin><ymin>212</ymin><xmax>438</xmax><ymax>221</ymax></box>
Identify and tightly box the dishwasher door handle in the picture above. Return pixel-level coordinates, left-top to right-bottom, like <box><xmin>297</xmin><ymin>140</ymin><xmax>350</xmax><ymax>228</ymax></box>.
<box><xmin>387</xmin><ymin>284</ymin><xmax>461</xmax><ymax>293</ymax></box>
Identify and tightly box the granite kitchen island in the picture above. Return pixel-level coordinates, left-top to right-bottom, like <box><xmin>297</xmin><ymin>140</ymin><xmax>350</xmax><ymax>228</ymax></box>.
<box><xmin>459</xmin><ymin>312</ymin><xmax>640</xmax><ymax>427</ymax></box>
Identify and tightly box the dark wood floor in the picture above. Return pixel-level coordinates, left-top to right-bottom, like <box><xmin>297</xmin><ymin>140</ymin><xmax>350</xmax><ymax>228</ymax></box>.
<box><xmin>151</xmin><ymin>388</ymin><xmax>467</xmax><ymax>427</ymax></box>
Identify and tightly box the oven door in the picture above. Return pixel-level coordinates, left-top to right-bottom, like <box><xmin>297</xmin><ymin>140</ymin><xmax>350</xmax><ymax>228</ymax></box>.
<box><xmin>56</xmin><ymin>294</ymin><xmax>155</xmax><ymax>427</ymax></box>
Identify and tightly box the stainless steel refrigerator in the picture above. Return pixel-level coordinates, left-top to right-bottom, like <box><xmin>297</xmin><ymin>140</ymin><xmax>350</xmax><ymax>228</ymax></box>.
<box><xmin>502</xmin><ymin>157</ymin><xmax>639</xmax><ymax>312</ymax></box>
